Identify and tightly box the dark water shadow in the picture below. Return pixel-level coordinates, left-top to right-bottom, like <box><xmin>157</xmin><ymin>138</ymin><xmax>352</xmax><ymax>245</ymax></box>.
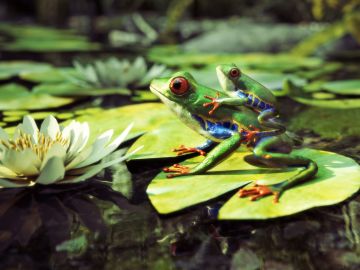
<box><xmin>0</xmin><ymin>179</ymin><xmax>138</xmax><ymax>255</ymax></box>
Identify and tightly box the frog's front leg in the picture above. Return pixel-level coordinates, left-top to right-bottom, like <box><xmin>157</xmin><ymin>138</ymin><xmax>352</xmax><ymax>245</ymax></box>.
<box><xmin>164</xmin><ymin>131</ymin><xmax>243</xmax><ymax>178</ymax></box>
<box><xmin>173</xmin><ymin>140</ymin><xmax>216</xmax><ymax>156</ymax></box>
<box><xmin>203</xmin><ymin>92</ymin><xmax>247</xmax><ymax>115</ymax></box>
<box><xmin>238</xmin><ymin>136</ymin><xmax>318</xmax><ymax>203</ymax></box>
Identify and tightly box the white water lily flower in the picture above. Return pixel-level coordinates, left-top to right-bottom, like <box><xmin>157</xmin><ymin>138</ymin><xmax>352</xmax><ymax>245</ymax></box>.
<box><xmin>0</xmin><ymin>115</ymin><xmax>142</xmax><ymax>188</ymax></box>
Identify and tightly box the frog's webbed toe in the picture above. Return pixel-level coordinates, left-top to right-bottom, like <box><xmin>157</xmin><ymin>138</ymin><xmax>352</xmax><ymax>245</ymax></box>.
<box><xmin>173</xmin><ymin>145</ymin><xmax>206</xmax><ymax>156</ymax></box>
<box><xmin>163</xmin><ymin>164</ymin><xmax>190</xmax><ymax>178</ymax></box>
<box><xmin>238</xmin><ymin>183</ymin><xmax>281</xmax><ymax>203</ymax></box>
<box><xmin>203</xmin><ymin>92</ymin><xmax>221</xmax><ymax>115</ymax></box>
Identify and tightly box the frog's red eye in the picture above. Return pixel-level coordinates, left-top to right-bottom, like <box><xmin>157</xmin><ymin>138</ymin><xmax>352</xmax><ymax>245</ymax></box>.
<box><xmin>169</xmin><ymin>77</ymin><xmax>190</xmax><ymax>95</ymax></box>
<box><xmin>229</xmin><ymin>68</ymin><xmax>240</xmax><ymax>78</ymax></box>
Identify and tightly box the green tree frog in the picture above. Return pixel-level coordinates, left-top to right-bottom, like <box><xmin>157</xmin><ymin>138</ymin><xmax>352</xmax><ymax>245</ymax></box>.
<box><xmin>150</xmin><ymin>71</ymin><xmax>317</xmax><ymax>202</ymax></box>
<box><xmin>203</xmin><ymin>64</ymin><xmax>285</xmax><ymax>134</ymax></box>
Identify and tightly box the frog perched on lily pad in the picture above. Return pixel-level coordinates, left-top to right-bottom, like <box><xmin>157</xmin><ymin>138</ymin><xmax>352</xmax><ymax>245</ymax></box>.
<box><xmin>149</xmin><ymin>71</ymin><xmax>317</xmax><ymax>203</ymax></box>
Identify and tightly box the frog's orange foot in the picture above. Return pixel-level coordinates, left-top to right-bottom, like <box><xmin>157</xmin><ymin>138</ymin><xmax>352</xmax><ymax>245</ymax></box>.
<box><xmin>163</xmin><ymin>164</ymin><xmax>190</xmax><ymax>178</ymax></box>
<box><xmin>203</xmin><ymin>92</ymin><xmax>221</xmax><ymax>115</ymax></box>
<box><xmin>237</xmin><ymin>184</ymin><xmax>280</xmax><ymax>203</ymax></box>
<box><xmin>240</xmin><ymin>128</ymin><xmax>260</xmax><ymax>146</ymax></box>
<box><xmin>173</xmin><ymin>145</ymin><xmax>206</xmax><ymax>156</ymax></box>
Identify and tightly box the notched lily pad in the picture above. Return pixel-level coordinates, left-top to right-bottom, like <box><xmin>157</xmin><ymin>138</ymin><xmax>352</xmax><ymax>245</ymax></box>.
<box><xmin>147</xmin><ymin>149</ymin><xmax>360</xmax><ymax>219</ymax></box>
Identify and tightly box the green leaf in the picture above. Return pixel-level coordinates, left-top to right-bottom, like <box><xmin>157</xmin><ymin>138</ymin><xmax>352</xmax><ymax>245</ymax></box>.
<box><xmin>69</xmin><ymin>103</ymin><xmax>175</xmax><ymax>144</ymax></box>
<box><xmin>293</xmin><ymin>97</ymin><xmax>360</xmax><ymax>109</ymax></box>
<box><xmin>0</xmin><ymin>83</ymin><xmax>74</xmax><ymax>110</ymax></box>
<box><xmin>148</xmin><ymin>48</ymin><xmax>323</xmax><ymax>72</ymax></box>
<box><xmin>0</xmin><ymin>61</ymin><xmax>51</xmax><ymax>80</ymax></box>
<box><xmin>33</xmin><ymin>83</ymin><xmax>131</xmax><ymax>97</ymax></box>
<box><xmin>127</xmin><ymin>120</ymin><xmax>205</xmax><ymax>160</ymax></box>
<box><xmin>19</xmin><ymin>67</ymin><xmax>77</xmax><ymax>84</ymax></box>
<box><xmin>289</xmin><ymin>107</ymin><xmax>360</xmax><ymax>138</ymax></box>
<box><xmin>147</xmin><ymin>149</ymin><xmax>360</xmax><ymax>219</ymax></box>
<box><xmin>219</xmin><ymin>149</ymin><xmax>360</xmax><ymax>220</ymax></box>
<box><xmin>322</xmin><ymin>80</ymin><xmax>360</xmax><ymax>95</ymax></box>
<box><xmin>0</xmin><ymin>23</ymin><xmax>100</xmax><ymax>52</ymax></box>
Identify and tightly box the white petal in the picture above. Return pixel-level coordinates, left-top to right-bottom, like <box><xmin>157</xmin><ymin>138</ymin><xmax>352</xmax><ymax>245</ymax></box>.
<box><xmin>40</xmin><ymin>115</ymin><xmax>60</xmax><ymax>139</ymax></box>
<box><xmin>0</xmin><ymin>165</ymin><xmax>20</xmax><ymax>179</ymax></box>
<box><xmin>62</xmin><ymin>148</ymin><xmax>139</xmax><ymax>184</ymax></box>
<box><xmin>2</xmin><ymin>149</ymin><xmax>41</xmax><ymax>176</ymax></box>
<box><xmin>0</xmin><ymin>127</ymin><xmax>9</xmax><ymax>142</ymax></box>
<box><xmin>21</xmin><ymin>115</ymin><xmax>39</xmax><ymax>143</ymax></box>
<box><xmin>71</xmin><ymin>129</ymin><xmax>114</xmax><ymax>168</ymax></box>
<box><xmin>40</xmin><ymin>143</ymin><xmax>67</xmax><ymax>170</ymax></box>
<box><xmin>66</xmin><ymin>122</ymin><xmax>90</xmax><ymax>160</ymax></box>
<box><xmin>74</xmin><ymin>124</ymin><xmax>132</xmax><ymax>168</ymax></box>
<box><xmin>36</xmin><ymin>156</ymin><xmax>65</xmax><ymax>185</ymax></box>
<box><xmin>64</xmin><ymin>146</ymin><xmax>93</xmax><ymax>170</ymax></box>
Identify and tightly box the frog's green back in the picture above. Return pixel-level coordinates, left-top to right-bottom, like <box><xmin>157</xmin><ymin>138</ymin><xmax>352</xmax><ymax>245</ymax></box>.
<box><xmin>217</xmin><ymin>64</ymin><xmax>277</xmax><ymax>105</ymax></box>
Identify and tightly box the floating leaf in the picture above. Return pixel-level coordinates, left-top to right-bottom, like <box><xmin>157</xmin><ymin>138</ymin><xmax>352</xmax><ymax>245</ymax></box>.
<box><xmin>293</xmin><ymin>97</ymin><xmax>360</xmax><ymax>109</ymax></box>
<box><xmin>70</xmin><ymin>103</ymin><xmax>175</xmax><ymax>144</ymax></box>
<box><xmin>0</xmin><ymin>24</ymin><xmax>100</xmax><ymax>52</ymax></box>
<box><xmin>33</xmin><ymin>83</ymin><xmax>131</xmax><ymax>97</ymax></box>
<box><xmin>127</xmin><ymin>121</ymin><xmax>205</xmax><ymax>160</ymax></box>
<box><xmin>147</xmin><ymin>149</ymin><xmax>360</xmax><ymax>219</ymax></box>
<box><xmin>322</xmin><ymin>80</ymin><xmax>360</xmax><ymax>95</ymax></box>
<box><xmin>0</xmin><ymin>61</ymin><xmax>51</xmax><ymax>80</ymax></box>
<box><xmin>289</xmin><ymin>107</ymin><xmax>360</xmax><ymax>138</ymax></box>
<box><xmin>0</xmin><ymin>83</ymin><xmax>74</xmax><ymax>110</ymax></box>
<box><xmin>19</xmin><ymin>68</ymin><xmax>77</xmax><ymax>84</ymax></box>
<box><xmin>148</xmin><ymin>48</ymin><xmax>323</xmax><ymax>72</ymax></box>
<box><xmin>219</xmin><ymin>149</ymin><xmax>360</xmax><ymax>220</ymax></box>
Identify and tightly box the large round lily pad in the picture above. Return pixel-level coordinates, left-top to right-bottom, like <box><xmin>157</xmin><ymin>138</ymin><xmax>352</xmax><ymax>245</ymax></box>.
<box><xmin>147</xmin><ymin>149</ymin><xmax>360</xmax><ymax>219</ymax></box>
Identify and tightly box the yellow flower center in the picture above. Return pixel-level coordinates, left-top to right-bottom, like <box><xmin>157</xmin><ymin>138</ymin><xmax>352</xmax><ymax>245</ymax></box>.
<box><xmin>0</xmin><ymin>132</ymin><xmax>69</xmax><ymax>160</ymax></box>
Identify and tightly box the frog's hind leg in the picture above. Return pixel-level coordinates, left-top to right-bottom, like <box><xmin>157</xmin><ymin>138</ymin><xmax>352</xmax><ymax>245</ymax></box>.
<box><xmin>239</xmin><ymin>136</ymin><xmax>318</xmax><ymax>202</ymax></box>
<box><xmin>258</xmin><ymin>109</ymin><xmax>286</xmax><ymax>136</ymax></box>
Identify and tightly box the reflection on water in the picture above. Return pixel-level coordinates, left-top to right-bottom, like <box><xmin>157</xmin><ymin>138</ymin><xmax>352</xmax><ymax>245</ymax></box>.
<box><xmin>0</xmin><ymin>169</ymin><xmax>359</xmax><ymax>269</ymax></box>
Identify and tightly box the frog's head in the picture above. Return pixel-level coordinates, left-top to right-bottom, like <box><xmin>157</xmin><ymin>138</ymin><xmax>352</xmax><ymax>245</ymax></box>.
<box><xmin>150</xmin><ymin>71</ymin><xmax>209</xmax><ymax>115</ymax></box>
<box><xmin>216</xmin><ymin>64</ymin><xmax>242</xmax><ymax>91</ymax></box>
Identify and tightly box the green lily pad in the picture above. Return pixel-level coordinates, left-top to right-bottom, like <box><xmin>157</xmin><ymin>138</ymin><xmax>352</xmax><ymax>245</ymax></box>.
<box><xmin>219</xmin><ymin>149</ymin><xmax>360</xmax><ymax>220</ymax></box>
<box><xmin>148</xmin><ymin>48</ymin><xmax>323</xmax><ymax>72</ymax></box>
<box><xmin>293</xmin><ymin>97</ymin><xmax>360</xmax><ymax>109</ymax></box>
<box><xmin>33</xmin><ymin>83</ymin><xmax>131</xmax><ymax>97</ymax></box>
<box><xmin>289</xmin><ymin>107</ymin><xmax>360</xmax><ymax>138</ymax></box>
<box><xmin>322</xmin><ymin>80</ymin><xmax>360</xmax><ymax>95</ymax></box>
<box><xmin>70</xmin><ymin>103</ymin><xmax>175</xmax><ymax>144</ymax></box>
<box><xmin>0</xmin><ymin>24</ymin><xmax>100</xmax><ymax>52</ymax></box>
<box><xmin>147</xmin><ymin>149</ymin><xmax>360</xmax><ymax>219</ymax></box>
<box><xmin>127</xmin><ymin>121</ymin><xmax>205</xmax><ymax>160</ymax></box>
<box><xmin>304</xmin><ymin>80</ymin><xmax>360</xmax><ymax>95</ymax></box>
<box><xmin>0</xmin><ymin>61</ymin><xmax>51</xmax><ymax>80</ymax></box>
<box><xmin>0</xmin><ymin>83</ymin><xmax>74</xmax><ymax>110</ymax></box>
<box><xmin>132</xmin><ymin>90</ymin><xmax>159</xmax><ymax>102</ymax></box>
<box><xmin>19</xmin><ymin>67</ymin><xmax>77</xmax><ymax>84</ymax></box>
